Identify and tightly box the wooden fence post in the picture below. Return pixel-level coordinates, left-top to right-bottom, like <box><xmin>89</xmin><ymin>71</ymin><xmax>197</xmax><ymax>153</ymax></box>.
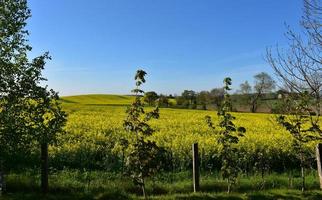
<box><xmin>192</xmin><ymin>143</ymin><xmax>200</xmax><ymax>192</ymax></box>
<box><xmin>316</xmin><ymin>143</ymin><xmax>322</xmax><ymax>189</ymax></box>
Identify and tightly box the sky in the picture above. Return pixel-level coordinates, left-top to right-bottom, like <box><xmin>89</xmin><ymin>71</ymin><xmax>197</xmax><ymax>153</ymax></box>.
<box><xmin>27</xmin><ymin>0</ymin><xmax>303</xmax><ymax>96</ymax></box>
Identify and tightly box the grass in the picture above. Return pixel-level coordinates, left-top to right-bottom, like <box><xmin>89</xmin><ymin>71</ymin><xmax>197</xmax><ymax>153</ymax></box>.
<box><xmin>2</xmin><ymin>190</ymin><xmax>322</xmax><ymax>200</ymax></box>
<box><xmin>1</xmin><ymin>171</ymin><xmax>322</xmax><ymax>200</ymax></box>
<box><xmin>61</xmin><ymin>94</ymin><xmax>135</xmax><ymax>106</ymax></box>
<box><xmin>61</xmin><ymin>94</ymin><xmax>177</xmax><ymax>107</ymax></box>
<box><xmin>147</xmin><ymin>190</ymin><xmax>322</xmax><ymax>200</ymax></box>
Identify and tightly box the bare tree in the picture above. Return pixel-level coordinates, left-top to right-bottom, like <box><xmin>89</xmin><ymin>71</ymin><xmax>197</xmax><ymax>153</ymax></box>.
<box><xmin>237</xmin><ymin>81</ymin><xmax>252</xmax><ymax>110</ymax></box>
<box><xmin>239</xmin><ymin>81</ymin><xmax>252</xmax><ymax>95</ymax></box>
<box><xmin>250</xmin><ymin>72</ymin><xmax>276</xmax><ymax>113</ymax></box>
<box><xmin>266</xmin><ymin>0</ymin><xmax>322</xmax><ymax>117</ymax></box>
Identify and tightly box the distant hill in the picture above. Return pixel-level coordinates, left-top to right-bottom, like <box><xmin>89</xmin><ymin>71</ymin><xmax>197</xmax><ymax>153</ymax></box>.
<box><xmin>59</xmin><ymin>93</ymin><xmax>285</xmax><ymax>113</ymax></box>
<box><xmin>60</xmin><ymin>94</ymin><xmax>135</xmax><ymax>106</ymax></box>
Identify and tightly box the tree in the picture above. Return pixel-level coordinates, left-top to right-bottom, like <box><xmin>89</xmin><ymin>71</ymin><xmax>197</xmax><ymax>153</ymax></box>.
<box><xmin>210</xmin><ymin>88</ymin><xmax>225</xmax><ymax>110</ymax></box>
<box><xmin>26</xmin><ymin>88</ymin><xmax>66</xmax><ymax>193</ymax></box>
<box><xmin>197</xmin><ymin>91</ymin><xmax>211</xmax><ymax>110</ymax></box>
<box><xmin>266</xmin><ymin>0</ymin><xmax>321</xmax><ymax>117</ymax></box>
<box><xmin>250</xmin><ymin>72</ymin><xmax>276</xmax><ymax>112</ymax></box>
<box><xmin>276</xmin><ymin>91</ymin><xmax>322</xmax><ymax>191</ymax></box>
<box><xmin>157</xmin><ymin>94</ymin><xmax>169</xmax><ymax>107</ymax></box>
<box><xmin>143</xmin><ymin>91</ymin><xmax>158</xmax><ymax>106</ymax></box>
<box><xmin>239</xmin><ymin>81</ymin><xmax>252</xmax><ymax>95</ymax></box>
<box><xmin>205</xmin><ymin>78</ymin><xmax>246</xmax><ymax>193</ymax></box>
<box><xmin>237</xmin><ymin>81</ymin><xmax>252</xmax><ymax>110</ymax></box>
<box><xmin>123</xmin><ymin>70</ymin><xmax>164</xmax><ymax>199</ymax></box>
<box><xmin>0</xmin><ymin>0</ymin><xmax>33</xmax><ymax>192</ymax></box>
<box><xmin>266</xmin><ymin>2</ymin><xmax>321</xmax><ymax>186</ymax></box>
<box><xmin>181</xmin><ymin>90</ymin><xmax>197</xmax><ymax>109</ymax></box>
<box><xmin>0</xmin><ymin>0</ymin><xmax>66</xmax><ymax>193</ymax></box>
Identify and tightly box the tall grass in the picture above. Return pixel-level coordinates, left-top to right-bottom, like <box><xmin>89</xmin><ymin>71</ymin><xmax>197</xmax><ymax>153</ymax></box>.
<box><xmin>1</xmin><ymin>170</ymin><xmax>322</xmax><ymax>200</ymax></box>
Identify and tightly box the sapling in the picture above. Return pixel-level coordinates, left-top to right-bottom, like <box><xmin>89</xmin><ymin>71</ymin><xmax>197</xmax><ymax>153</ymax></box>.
<box><xmin>123</xmin><ymin>69</ymin><xmax>164</xmax><ymax>199</ymax></box>
<box><xmin>276</xmin><ymin>91</ymin><xmax>321</xmax><ymax>192</ymax></box>
<box><xmin>205</xmin><ymin>77</ymin><xmax>246</xmax><ymax>193</ymax></box>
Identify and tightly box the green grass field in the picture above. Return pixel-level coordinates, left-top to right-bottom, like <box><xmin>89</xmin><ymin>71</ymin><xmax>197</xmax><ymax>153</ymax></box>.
<box><xmin>61</xmin><ymin>94</ymin><xmax>136</xmax><ymax>105</ymax></box>
<box><xmin>2</xmin><ymin>171</ymin><xmax>322</xmax><ymax>200</ymax></box>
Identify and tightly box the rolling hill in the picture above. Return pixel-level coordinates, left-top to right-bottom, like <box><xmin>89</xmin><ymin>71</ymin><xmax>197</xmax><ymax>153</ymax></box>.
<box><xmin>60</xmin><ymin>94</ymin><xmax>135</xmax><ymax>106</ymax></box>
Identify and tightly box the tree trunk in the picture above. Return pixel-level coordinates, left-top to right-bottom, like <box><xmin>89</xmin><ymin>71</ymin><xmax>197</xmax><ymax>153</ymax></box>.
<box><xmin>261</xmin><ymin>158</ymin><xmax>265</xmax><ymax>180</ymax></box>
<box><xmin>141</xmin><ymin>178</ymin><xmax>146</xmax><ymax>199</ymax></box>
<box><xmin>314</xmin><ymin>94</ymin><xmax>320</xmax><ymax>118</ymax></box>
<box><xmin>0</xmin><ymin>161</ymin><xmax>5</xmax><ymax>195</ymax></box>
<box><xmin>41</xmin><ymin>142</ymin><xmax>49</xmax><ymax>194</ymax></box>
<box><xmin>170</xmin><ymin>151</ymin><xmax>174</xmax><ymax>182</ymax></box>
<box><xmin>251</xmin><ymin>102</ymin><xmax>256</xmax><ymax>113</ymax></box>
<box><xmin>250</xmin><ymin>93</ymin><xmax>262</xmax><ymax>113</ymax></box>
<box><xmin>300</xmin><ymin>153</ymin><xmax>305</xmax><ymax>192</ymax></box>
<box><xmin>261</xmin><ymin>161</ymin><xmax>266</xmax><ymax>190</ymax></box>
<box><xmin>121</xmin><ymin>150</ymin><xmax>125</xmax><ymax>175</ymax></box>
<box><xmin>316</xmin><ymin>143</ymin><xmax>322</xmax><ymax>189</ymax></box>
<box><xmin>301</xmin><ymin>166</ymin><xmax>305</xmax><ymax>192</ymax></box>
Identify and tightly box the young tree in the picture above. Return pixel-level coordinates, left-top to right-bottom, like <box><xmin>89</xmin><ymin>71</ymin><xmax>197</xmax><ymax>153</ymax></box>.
<box><xmin>143</xmin><ymin>91</ymin><xmax>158</xmax><ymax>106</ymax></box>
<box><xmin>0</xmin><ymin>0</ymin><xmax>66</xmax><ymax>193</ymax></box>
<box><xmin>250</xmin><ymin>72</ymin><xmax>276</xmax><ymax>112</ymax></box>
<box><xmin>205</xmin><ymin>78</ymin><xmax>246</xmax><ymax>193</ymax></box>
<box><xmin>123</xmin><ymin>70</ymin><xmax>164</xmax><ymax>199</ymax></box>
<box><xmin>25</xmin><ymin>88</ymin><xmax>66</xmax><ymax>193</ymax></box>
<box><xmin>276</xmin><ymin>91</ymin><xmax>322</xmax><ymax>192</ymax></box>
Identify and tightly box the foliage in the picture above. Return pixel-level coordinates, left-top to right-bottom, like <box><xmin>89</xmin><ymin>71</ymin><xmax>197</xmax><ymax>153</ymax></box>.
<box><xmin>0</xmin><ymin>0</ymin><xmax>34</xmax><ymax>170</ymax></box>
<box><xmin>209</xmin><ymin>88</ymin><xmax>225</xmax><ymax>110</ymax></box>
<box><xmin>144</xmin><ymin>91</ymin><xmax>158</xmax><ymax>106</ymax></box>
<box><xmin>205</xmin><ymin>78</ymin><xmax>246</xmax><ymax>193</ymax></box>
<box><xmin>176</xmin><ymin>90</ymin><xmax>197</xmax><ymax>109</ymax></box>
<box><xmin>0</xmin><ymin>0</ymin><xmax>66</xmax><ymax>193</ymax></box>
<box><xmin>239</xmin><ymin>81</ymin><xmax>252</xmax><ymax>95</ymax></box>
<box><xmin>156</xmin><ymin>95</ymin><xmax>169</xmax><ymax>107</ymax></box>
<box><xmin>197</xmin><ymin>91</ymin><xmax>211</xmax><ymax>110</ymax></box>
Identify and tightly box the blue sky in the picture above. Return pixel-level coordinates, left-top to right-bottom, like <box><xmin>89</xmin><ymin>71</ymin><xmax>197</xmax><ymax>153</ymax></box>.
<box><xmin>27</xmin><ymin>0</ymin><xmax>303</xmax><ymax>96</ymax></box>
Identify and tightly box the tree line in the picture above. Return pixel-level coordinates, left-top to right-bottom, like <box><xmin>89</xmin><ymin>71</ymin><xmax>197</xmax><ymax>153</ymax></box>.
<box><xmin>144</xmin><ymin>71</ymin><xmax>279</xmax><ymax>113</ymax></box>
